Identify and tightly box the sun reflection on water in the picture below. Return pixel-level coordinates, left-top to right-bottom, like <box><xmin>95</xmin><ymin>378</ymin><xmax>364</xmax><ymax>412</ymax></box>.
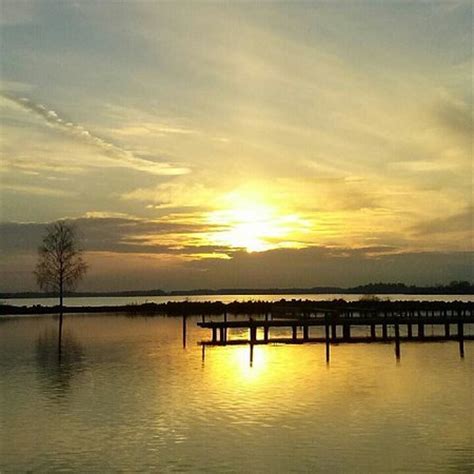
<box><xmin>233</xmin><ymin>346</ymin><xmax>267</xmax><ymax>381</ymax></box>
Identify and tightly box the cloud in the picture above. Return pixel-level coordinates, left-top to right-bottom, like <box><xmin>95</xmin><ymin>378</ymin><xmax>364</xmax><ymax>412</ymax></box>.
<box><xmin>121</xmin><ymin>180</ymin><xmax>218</xmax><ymax>209</ymax></box>
<box><xmin>0</xmin><ymin>1</ymin><xmax>36</xmax><ymax>25</ymax></box>
<box><xmin>0</xmin><ymin>2</ymin><xmax>471</xmax><ymax>273</ymax></box>
<box><xmin>180</xmin><ymin>246</ymin><xmax>473</xmax><ymax>289</ymax></box>
<box><xmin>1</xmin><ymin>93</ymin><xmax>190</xmax><ymax>176</ymax></box>
<box><xmin>113</xmin><ymin>123</ymin><xmax>198</xmax><ymax>137</ymax></box>
<box><xmin>435</xmin><ymin>94</ymin><xmax>473</xmax><ymax>144</ymax></box>
<box><xmin>0</xmin><ymin>217</ymin><xmax>230</xmax><ymax>256</ymax></box>
<box><xmin>0</xmin><ymin>80</ymin><xmax>34</xmax><ymax>93</ymax></box>
<box><xmin>1</xmin><ymin>218</ymin><xmax>472</xmax><ymax>291</ymax></box>
<box><xmin>410</xmin><ymin>207</ymin><xmax>473</xmax><ymax>236</ymax></box>
<box><xmin>0</xmin><ymin>184</ymin><xmax>76</xmax><ymax>197</ymax></box>
<box><xmin>388</xmin><ymin>161</ymin><xmax>459</xmax><ymax>173</ymax></box>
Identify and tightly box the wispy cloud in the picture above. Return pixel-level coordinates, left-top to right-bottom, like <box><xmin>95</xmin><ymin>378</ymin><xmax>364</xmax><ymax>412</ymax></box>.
<box><xmin>410</xmin><ymin>207</ymin><xmax>473</xmax><ymax>237</ymax></box>
<box><xmin>1</xmin><ymin>184</ymin><xmax>76</xmax><ymax>197</ymax></box>
<box><xmin>1</xmin><ymin>93</ymin><xmax>190</xmax><ymax>176</ymax></box>
<box><xmin>113</xmin><ymin>123</ymin><xmax>198</xmax><ymax>137</ymax></box>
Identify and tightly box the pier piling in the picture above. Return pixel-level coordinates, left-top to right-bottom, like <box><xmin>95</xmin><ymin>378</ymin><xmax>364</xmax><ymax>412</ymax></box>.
<box><xmin>395</xmin><ymin>323</ymin><xmax>401</xmax><ymax>359</ymax></box>
<box><xmin>325</xmin><ymin>321</ymin><xmax>330</xmax><ymax>363</ymax></box>
<box><xmin>303</xmin><ymin>324</ymin><xmax>309</xmax><ymax>341</ymax></box>
<box><xmin>458</xmin><ymin>322</ymin><xmax>464</xmax><ymax>358</ymax></box>
<box><xmin>182</xmin><ymin>315</ymin><xmax>187</xmax><ymax>348</ymax></box>
<box><xmin>343</xmin><ymin>323</ymin><xmax>351</xmax><ymax>341</ymax></box>
<box><xmin>250</xmin><ymin>324</ymin><xmax>257</xmax><ymax>344</ymax></box>
<box><xmin>197</xmin><ymin>302</ymin><xmax>472</xmax><ymax>359</ymax></box>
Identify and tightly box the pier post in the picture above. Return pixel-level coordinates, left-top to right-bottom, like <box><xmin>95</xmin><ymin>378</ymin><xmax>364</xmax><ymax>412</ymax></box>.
<box><xmin>458</xmin><ymin>322</ymin><xmax>464</xmax><ymax>358</ymax></box>
<box><xmin>182</xmin><ymin>314</ymin><xmax>187</xmax><ymax>348</ymax></box>
<box><xmin>382</xmin><ymin>323</ymin><xmax>388</xmax><ymax>341</ymax></box>
<box><xmin>370</xmin><ymin>324</ymin><xmax>376</xmax><ymax>340</ymax></box>
<box><xmin>407</xmin><ymin>323</ymin><xmax>412</xmax><ymax>339</ymax></box>
<box><xmin>325</xmin><ymin>321</ymin><xmax>330</xmax><ymax>363</ymax></box>
<box><xmin>250</xmin><ymin>325</ymin><xmax>257</xmax><ymax>344</ymax></box>
<box><xmin>212</xmin><ymin>327</ymin><xmax>217</xmax><ymax>343</ymax></box>
<box><xmin>220</xmin><ymin>327</ymin><xmax>226</xmax><ymax>344</ymax></box>
<box><xmin>394</xmin><ymin>323</ymin><xmax>401</xmax><ymax>359</ymax></box>
<box><xmin>292</xmin><ymin>324</ymin><xmax>298</xmax><ymax>342</ymax></box>
<box><xmin>342</xmin><ymin>323</ymin><xmax>351</xmax><ymax>341</ymax></box>
<box><xmin>331</xmin><ymin>322</ymin><xmax>337</xmax><ymax>342</ymax></box>
<box><xmin>418</xmin><ymin>323</ymin><xmax>425</xmax><ymax>337</ymax></box>
<box><xmin>445</xmin><ymin>323</ymin><xmax>450</xmax><ymax>338</ymax></box>
<box><xmin>303</xmin><ymin>324</ymin><xmax>309</xmax><ymax>341</ymax></box>
<box><xmin>264</xmin><ymin>325</ymin><xmax>269</xmax><ymax>342</ymax></box>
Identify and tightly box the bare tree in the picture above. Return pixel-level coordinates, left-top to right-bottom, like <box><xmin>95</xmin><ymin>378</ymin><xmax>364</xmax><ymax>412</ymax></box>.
<box><xmin>35</xmin><ymin>221</ymin><xmax>88</xmax><ymax>310</ymax></box>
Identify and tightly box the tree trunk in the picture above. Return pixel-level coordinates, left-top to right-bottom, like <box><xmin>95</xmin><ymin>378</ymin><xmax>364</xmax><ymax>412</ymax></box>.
<box><xmin>58</xmin><ymin>278</ymin><xmax>63</xmax><ymax>361</ymax></box>
<box><xmin>59</xmin><ymin>278</ymin><xmax>63</xmax><ymax>311</ymax></box>
<box><xmin>58</xmin><ymin>312</ymin><xmax>63</xmax><ymax>361</ymax></box>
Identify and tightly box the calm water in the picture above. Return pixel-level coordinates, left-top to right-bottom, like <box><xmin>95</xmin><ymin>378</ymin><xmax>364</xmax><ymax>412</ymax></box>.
<box><xmin>1</xmin><ymin>314</ymin><xmax>473</xmax><ymax>472</ymax></box>
<box><xmin>4</xmin><ymin>293</ymin><xmax>474</xmax><ymax>307</ymax></box>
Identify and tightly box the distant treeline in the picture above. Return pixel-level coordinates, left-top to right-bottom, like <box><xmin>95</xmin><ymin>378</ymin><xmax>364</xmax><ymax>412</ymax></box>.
<box><xmin>1</xmin><ymin>280</ymin><xmax>473</xmax><ymax>299</ymax></box>
<box><xmin>1</xmin><ymin>298</ymin><xmax>473</xmax><ymax>317</ymax></box>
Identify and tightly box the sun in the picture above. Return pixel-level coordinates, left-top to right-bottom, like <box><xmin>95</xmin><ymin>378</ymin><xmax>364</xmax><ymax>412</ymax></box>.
<box><xmin>209</xmin><ymin>204</ymin><xmax>281</xmax><ymax>252</ymax></box>
<box><xmin>206</xmin><ymin>192</ymin><xmax>306</xmax><ymax>252</ymax></box>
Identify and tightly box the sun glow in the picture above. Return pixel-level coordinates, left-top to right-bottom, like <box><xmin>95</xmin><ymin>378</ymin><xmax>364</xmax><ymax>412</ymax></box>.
<box><xmin>233</xmin><ymin>346</ymin><xmax>268</xmax><ymax>381</ymax></box>
<box><xmin>207</xmin><ymin>193</ymin><xmax>308</xmax><ymax>252</ymax></box>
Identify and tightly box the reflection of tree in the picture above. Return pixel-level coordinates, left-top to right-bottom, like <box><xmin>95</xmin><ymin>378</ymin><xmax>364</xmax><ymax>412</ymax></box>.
<box><xmin>35</xmin><ymin>330</ymin><xmax>85</xmax><ymax>396</ymax></box>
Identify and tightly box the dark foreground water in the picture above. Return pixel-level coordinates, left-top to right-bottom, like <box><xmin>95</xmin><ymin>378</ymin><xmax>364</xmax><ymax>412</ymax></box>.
<box><xmin>1</xmin><ymin>314</ymin><xmax>473</xmax><ymax>472</ymax></box>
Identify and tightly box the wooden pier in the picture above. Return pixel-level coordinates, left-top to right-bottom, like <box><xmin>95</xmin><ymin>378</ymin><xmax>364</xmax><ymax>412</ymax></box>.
<box><xmin>196</xmin><ymin>303</ymin><xmax>473</xmax><ymax>360</ymax></box>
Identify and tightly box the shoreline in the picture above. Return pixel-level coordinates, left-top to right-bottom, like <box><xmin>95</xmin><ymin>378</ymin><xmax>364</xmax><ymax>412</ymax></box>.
<box><xmin>2</xmin><ymin>298</ymin><xmax>473</xmax><ymax>317</ymax></box>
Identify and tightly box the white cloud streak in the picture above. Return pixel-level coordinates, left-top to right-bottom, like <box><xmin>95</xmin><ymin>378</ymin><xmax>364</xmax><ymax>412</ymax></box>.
<box><xmin>1</xmin><ymin>93</ymin><xmax>190</xmax><ymax>176</ymax></box>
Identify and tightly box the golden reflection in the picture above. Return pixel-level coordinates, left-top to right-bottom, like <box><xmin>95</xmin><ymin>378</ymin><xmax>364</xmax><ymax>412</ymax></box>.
<box><xmin>233</xmin><ymin>346</ymin><xmax>268</xmax><ymax>381</ymax></box>
<box><xmin>204</xmin><ymin>344</ymin><xmax>325</xmax><ymax>398</ymax></box>
<box><xmin>202</xmin><ymin>342</ymin><xmax>421</xmax><ymax>405</ymax></box>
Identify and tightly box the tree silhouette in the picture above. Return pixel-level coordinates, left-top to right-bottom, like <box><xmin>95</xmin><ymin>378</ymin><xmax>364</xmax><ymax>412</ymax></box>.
<box><xmin>35</xmin><ymin>221</ymin><xmax>87</xmax><ymax>355</ymax></box>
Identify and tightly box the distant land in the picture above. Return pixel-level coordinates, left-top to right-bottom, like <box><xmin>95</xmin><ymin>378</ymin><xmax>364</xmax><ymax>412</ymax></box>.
<box><xmin>1</xmin><ymin>281</ymin><xmax>473</xmax><ymax>299</ymax></box>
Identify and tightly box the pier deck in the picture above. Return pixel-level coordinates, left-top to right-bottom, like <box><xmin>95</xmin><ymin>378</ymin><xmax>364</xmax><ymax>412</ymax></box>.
<box><xmin>196</xmin><ymin>303</ymin><xmax>473</xmax><ymax>359</ymax></box>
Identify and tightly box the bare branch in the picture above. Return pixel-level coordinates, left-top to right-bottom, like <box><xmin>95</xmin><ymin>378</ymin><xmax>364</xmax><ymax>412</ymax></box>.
<box><xmin>35</xmin><ymin>221</ymin><xmax>88</xmax><ymax>304</ymax></box>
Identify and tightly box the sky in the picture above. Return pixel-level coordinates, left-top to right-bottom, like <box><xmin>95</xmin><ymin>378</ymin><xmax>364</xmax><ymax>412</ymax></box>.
<box><xmin>0</xmin><ymin>1</ymin><xmax>472</xmax><ymax>291</ymax></box>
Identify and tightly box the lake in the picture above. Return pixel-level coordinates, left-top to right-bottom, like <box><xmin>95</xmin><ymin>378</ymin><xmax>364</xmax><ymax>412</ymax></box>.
<box><xmin>1</xmin><ymin>313</ymin><xmax>472</xmax><ymax>472</ymax></box>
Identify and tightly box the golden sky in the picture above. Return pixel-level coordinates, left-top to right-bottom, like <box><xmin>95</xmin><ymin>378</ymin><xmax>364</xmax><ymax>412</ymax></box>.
<box><xmin>0</xmin><ymin>2</ymin><xmax>472</xmax><ymax>290</ymax></box>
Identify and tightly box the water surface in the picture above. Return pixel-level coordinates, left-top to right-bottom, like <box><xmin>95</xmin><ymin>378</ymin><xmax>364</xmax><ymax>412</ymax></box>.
<box><xmin>1</xmin><ymin>314</ymin><xmax>472</xmax><ymax>472</ymax></box>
